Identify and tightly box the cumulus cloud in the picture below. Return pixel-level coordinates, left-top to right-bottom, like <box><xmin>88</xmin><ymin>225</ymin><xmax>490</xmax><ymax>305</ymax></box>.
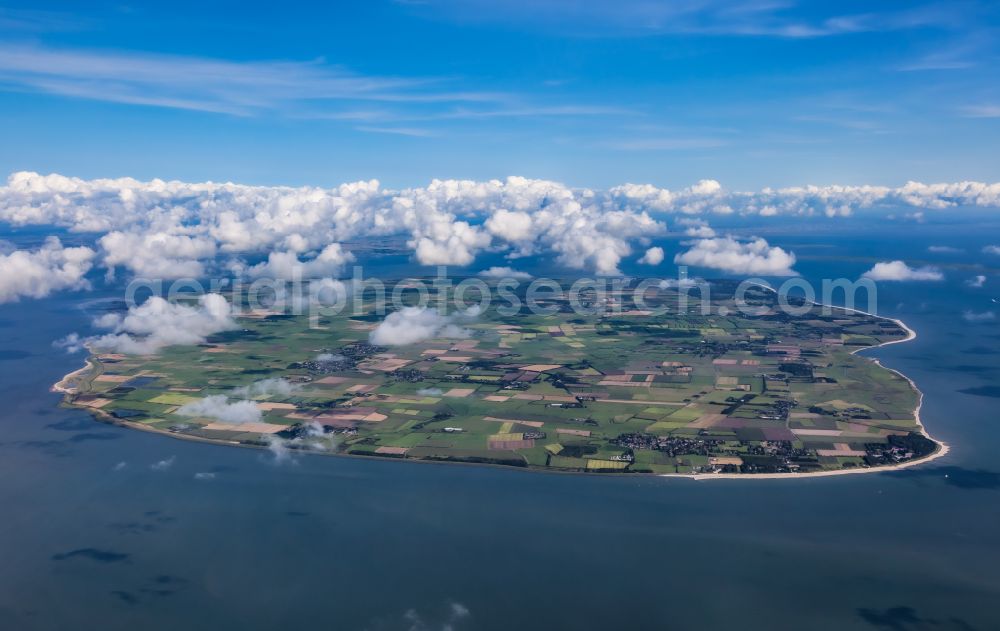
<box><xmin>0</xmin><ymin>236</ymin><xmax>95</xmax><ymax>303</ymax></box>
<box><xmin>265</xmin><ymin>435</ymin><xmax>295</xmax><ymax>465</ymax></box>
<box><xmin>477</xmin><ymin>266</ymin><xmax>532</xmax><ymax>279</ymax></box>
<box><xmin>0</xmin><ymin>172</ymin><xmax>667</xmax><ymax>279</ymax></box>
<box><xmin>150</xmin><ymin>456</ymin><xmax>175</xmax><ymax>471</ymax></box>
<box><xmin>400</xmin><ymin>601</ymin><xmax>471</xmax><ymax>631</ymax></box>
<box><xmin>263</xmin><ymin>420</ymin><xmax>339</xmax><ymax>464</ymax></box>
<box><xmin>99</xmin><ymin>231</ymin><xmax>216</xmax><ymax>279</ymax></box>
<box><xmin>412</xmin><ymin>220</ymin><xmax>490</xmax><ymax>266</ymax></box>
<box><xmin>231</xmin><ymin>378</ymin><xmax>299</xmax><ymax>399</ymax></box>
<box><xmin>176</xmin><ymin>395</ymin><xmax>262</xmax><ymax>424</ymax></box>
<box><xmin>962</xmin><ymin>310</ymin><xmax>996</xmax><ymax>323</ymax></box>
<box><xmin>87</xmin><ymin>293</ymin><xmax>236</xmax><ymax>354</ymax></box>
<box><xmin>966</xmin><ymin>275</ymin><xmax>987</xmax><ymax>288</ymax></box>
<box><xmin>659</xmin><ymin>277</ymin><xmax>703</xmax><ymax>289</ymax></box>
<box><xmin>674</xmin><ymin>237</ymin><xmax>797</xmax><ymax>276</ymax></box>
<box><xmin>637</xmin><ymin>246</ymin><xmax>664</xmax><ymax>265</ymax></box>
<box><xmin>5</xmin><ymin>171</ymin><xmax>1000</xmax><ymax>295</ymax></box>
<box><xmin>484</xmin><ymin>209</ymin><xmax>534</xmax><ymax>242</ymax></box>
<box><xmin>862</xmin><ymin>261</ymin><xmax>944</xmax><ymax>281</ymax></box>
<box><xmin>677</xmin><ymin>218</ymin><xmax>717</xmax><ymax>237</ymax></box>
<box><xmin>612</xmin><ymin>179</ymin><xmax>1000</xmax><ymax>217</ymax></box>
<box><xmin>369</xmin><ymin>306</ymin><xmax>476</xmax><ymax>346</ymax></box>
<box><xmin>984</xmin><ymin>245</ymin><xmax>1000</xmax><ymax>255</ymax></box>
<box><xmin>245</xmin><ymin>244</ymin><xmax>354</xmax><ymax>280</ymax></box>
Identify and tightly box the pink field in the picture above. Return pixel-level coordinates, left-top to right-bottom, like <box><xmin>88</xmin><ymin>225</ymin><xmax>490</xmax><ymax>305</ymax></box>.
<box><xmin>316</xmin><ymin>376</ymin><xmax>350</xmax><ymax>384</ymax></box>
<box><xmin>485</xmin><ymin>417</ymin><xmax>544</xmax><ymax>427</ymax></box>
<box><xmin>375</xmin><ymin>446</ymin><xmax>409</xmax><ymax>455</ymax></box>
<box><xmin>256</xmin><ymin>402</ymin><xmax>297</xmax><ymax>411</ymax></box>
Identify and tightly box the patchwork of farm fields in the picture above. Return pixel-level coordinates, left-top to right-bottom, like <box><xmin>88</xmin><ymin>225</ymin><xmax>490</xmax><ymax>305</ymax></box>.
<box><xmin>61</xmin><ymin>279</ymin><xmax>942</xmax><ymax>475</ymax></box>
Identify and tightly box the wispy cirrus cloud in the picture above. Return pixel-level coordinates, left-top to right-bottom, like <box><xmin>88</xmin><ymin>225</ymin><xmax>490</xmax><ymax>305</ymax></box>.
<box><xmin>0</xmin><ymin>44</ymin><xmax>498</xmax><ymax>117</ymax></box>
<box><xmin>0</xmin><ymin>43</ymin><xmax>639</xmax><ymax>133</ymax></box>
<box><xmin>401</xmin><ymin>0</ymin><xmax>970</xmax><ymax>39</ymax></box>
<box><xmin>308</xmin><ymin>104</ymin><xmax>636</xmax><ymax>125</ymax></box>
<box><xmin>960</xmin><ymin>105</ymin><xmax>1000</xmax><ymax>118</ymax></box>
<box><xmin>355</xmin><ymin>126</ymin><xmax>437</xmax><ymax>137</ymax></box>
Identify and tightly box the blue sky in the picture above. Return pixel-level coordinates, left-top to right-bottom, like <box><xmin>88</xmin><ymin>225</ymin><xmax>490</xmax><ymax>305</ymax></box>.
<box><xmin>1</xmin><ymin>0</ymin><xmax>999</xmax><ymax>188</ymax></box>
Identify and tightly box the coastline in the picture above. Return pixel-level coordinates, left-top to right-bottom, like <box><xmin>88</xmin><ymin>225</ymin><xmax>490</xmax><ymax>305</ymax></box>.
<box><xmin>50</xmin><ymin>357</ymin><xmax>94</xmax><ymax>395</ymax></box>
<box><xmin>54</xmin><ymin>304</ymin><xmax>949</xmax><ymax>481</ymax></box>
<box><xmin>666</xmin><ymin>305</ymin><xmax>950</xmax><ymax>480</ymax></box>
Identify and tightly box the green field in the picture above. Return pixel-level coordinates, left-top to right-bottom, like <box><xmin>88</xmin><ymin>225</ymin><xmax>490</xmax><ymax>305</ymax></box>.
<box><xmin>62</xmin><ymin>279</ymin><xmax>941</xmax><ymax>476</ymax></box>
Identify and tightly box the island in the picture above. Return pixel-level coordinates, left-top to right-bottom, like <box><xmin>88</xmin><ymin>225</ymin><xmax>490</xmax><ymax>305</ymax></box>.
<box><xmin>55</xmin><ymin>279</ymin><xmax>947</xmax><ymax>477</ymax></box>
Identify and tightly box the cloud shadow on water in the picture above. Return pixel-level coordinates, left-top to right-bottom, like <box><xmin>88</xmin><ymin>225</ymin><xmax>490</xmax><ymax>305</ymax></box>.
<box><xmin>51</xmin><ymin>548</ymin><xmax>130</xmax><ymax>563</ymax></box>
<box><xmin>857</xmin><ymin>606</ymin><xmax>977</xmax><ymax>630</ymax></box>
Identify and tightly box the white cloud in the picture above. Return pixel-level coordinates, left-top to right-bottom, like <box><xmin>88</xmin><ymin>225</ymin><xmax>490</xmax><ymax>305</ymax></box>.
<box><xmin>176</xmin><ymin>395</ymin><xmax>262</xmax><ymax>424</ymax></box>
<box><xmin>193</xmin><ymin>472</ymin><xmax>216</xmax><ymax>480</ymax></box>
<box><xmin>984</xmin><ymin>245</ymin><xmax>1000</xmax><ymax>255</ymax></box>
<box><xmin>966</xmin><ymin>275</ymin><xmax>987</xmax><ymax>288</ymax></box>
<box><xmin>611</xmin><ymin>179</ymin><xmax>1000</xmax><ymax>217</ymax></box>
<box><xmin>88</xmin><ymin>293</ymin><xmax>236</xmax><ymax>354</ymax></box>
<box><xmin>0</xmin><ymin>172</ymin><xmax>668</xmax><ymax>278</ymax></box>
<box><xmin>928</xmin><ymin>245</ymin><xmax>963</xmax><ymax>253</ymax></box>
<box><xmin>677</xmin><ymin>218</ymin><xmax>717</xmax><ymax>237</ymax></box>
<box><xmin>369</xmin><ymin>306</ymin><xmax>475</xmax><ymax>346</ymax></box>
<box><xmin>659</xmin><ymin>277</ymin><xmax>703</xmax><ymax>289</ymax></box>
<box><xmin>962</xmin><ymin>310</ymin><xmax>996</xmax><ymax>322</ymax></box>
<box><xmin>265</xmin><ymin>435</ymin><xmax>295</xmax><ymax>465</ymax></box>
<box><xmin>263</xmin><ymin>420</ymin><xmax>339</xmax><ymax>464</ymax></box>
<box><xmin>400</xmin><ymin>601</ymin><xmax>472</xmax><ymax>631</ymax></box>
<box><xmin>477</xmin><ymin>266</ymin><xmax>532</xmax><ymax>279</ymax></box>
<box><xmin>862</xmin><ymin>261</ymin><xmax>944</xmax><ymax>281</ymax></box>
<box><xmin>637</xmin><ymin>246</ymin><xmax>664</xmax><ymax>265</ymax></box>
<box><xmin>231</xmin><ymin>378</ymin><xmax>299</xmax><ymax>399</ymax></box>
<box><xmin>674</xmin><ymin>237</ymin><xmax>797</xmax><ymax>276</ymax></box>
<box><xmin>150</xmin><ymin>456</ymin><xmax>175</xmax><ymax>471</ymax></box>
<box><xmin>962</xmin><ymin>105</ymin><xmax>1000</xmax><ymax>119</ymax></box>
<box><xmin>99</xmin><ymin>231</ymin><xmax>216</xmax><ymax>279</ymax></box>
<box><xmin>484</xmin><ymin>209</ymin><xmax>534</xmax><ymax>242</ymax></box>
<box><xmin>411</xmin><ymin>221</ymin><xmax>489</xmax><ymax>266</ymax></box>
<box><xmin>0</xmin><ymin>236</ymin><xmax>95</xmax><ymax>303</ymax></box>
<box><xmin>245</xmin><ymin>244</ymin><xmax>354</xmax><ymax>280</ymax></box>
<box><xmin>4</xmin><ymin>172</ymin><xmax>1000</xmax><ymax>297</ymax></box>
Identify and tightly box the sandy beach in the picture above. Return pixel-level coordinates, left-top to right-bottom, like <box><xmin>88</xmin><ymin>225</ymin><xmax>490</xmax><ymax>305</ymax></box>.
<box><xmin>50</xmin><ymin>357</ymin><xmax>94</xmax><ymax>395</ymax></box>
<box><xmin>663</xmin><ymin>302</ymin><xmax>950</xmax><ymax>480</ymax></box>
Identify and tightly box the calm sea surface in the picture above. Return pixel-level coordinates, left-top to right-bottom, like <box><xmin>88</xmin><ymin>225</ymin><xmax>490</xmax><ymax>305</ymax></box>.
<box><xmin>1</xmin><ymin>226</ymin><xmax>998</xmax><ymax>630</ymax></box>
